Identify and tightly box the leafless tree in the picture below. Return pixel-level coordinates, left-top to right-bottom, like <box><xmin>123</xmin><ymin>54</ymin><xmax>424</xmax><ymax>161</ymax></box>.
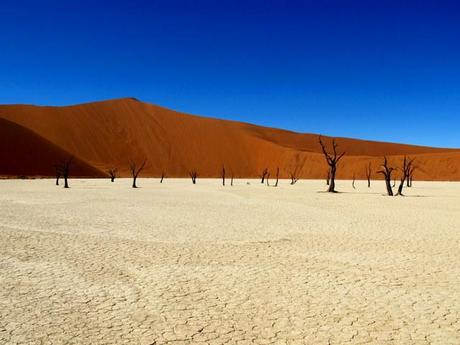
<box><xmin>352</xmin><ymin>173</ymin><xmax>356</xmax><ymax>189</ymax></box>
<box><xmin>319</xmin><ymin>136</ymin><xmax>346</xmax><ymax>193</ymax></box>
<box><xmin>396</xmin><ymin>156</ymin><xmax>415</xmax><ymax>196</ymax></box>
<box><xmin>377</xmin><ymin>156</ymin><xmax>395</xmax><ymax>196</ymax></box>
<box><xmin>108</xmin><ymin>168</ymin><xmax>118</xmax><ymax>182</ymax></box>
<box><xmin>274</xmin><ymin>167</ymin><xmax>280</xmax><ymax>187</ymax></box>
<box><xmin>129</xmin><ymin>159</ymin><xmax>147</xmax><ymax>188</ymax></box>
<box><xmin>53</xmin><ymin>163</ymin><xmax>62</xmax><ymax>186</ymax></box>
<box><xmin>407</xmin><ymin>165</ymin><xmax>416</xmax><ymax>187</ymax></box>
<box><xmin>365</xmin><ymin>162</ymin><xmax>372</xmax><ymax>188</ymax></box>
<box><xmin>260</xmin><ymin>168</ymin><xmax>269</xmax><ymax>184</ymax></box>
<box><xmin>57</xmin><ymin>157</ymin><xmax>73</xmax><ymax>189</ymax></box>
<box><xmin>160</xmin><ymin>170</ymin><xmax>166</xmax><ymax>183</ymax></box>
<box><xmin>189</xmin><ymin>170</ymin><xmax>198</xmax><ymax>184</ymax></box>
<box><xmin>222</xmin><ymin>166</ymin><xmax>226</xmax><ymax>186</ymax></box>
<box><xmin>290</xmin><ymin>167</ymin><xmax>299</xmax><ymax>185</ymax></box>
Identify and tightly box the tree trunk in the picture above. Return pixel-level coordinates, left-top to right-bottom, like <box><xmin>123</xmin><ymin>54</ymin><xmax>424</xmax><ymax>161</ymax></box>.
<box><xmin>275</xmin><ymin>168</ymin><xmax>279</xmax><ymax>187</ymax></box>
<box><xmin>385</xmin><ymin>178</ymin><xmax>393</xmax><ymax>196</ymax></box>
<box><xmin>328</xmin><ymin>167</ymin><xmax>336</xmax><ymax>192</ymax></box>
<box><xmin>132</xmin><ymin>176</ymin><xmax>137</xmax><ymax>188</ymax></box>
<box><xmin>56</xmin><ymin>176</ymin><xmax>60</xmax><ymax>186</ymax></box>
<box><xmin>111</xmin><ymin>176</ymin><xmax>115</xmax><ymax>182</ymax></box>
<box><xmin>160</xmin><ymin>176</ymin><xmax>164</xmax><ymax>183</ymax></box>
<box><xmin>64</xmin><ymin>176</ymin><xmax>69</xmax><ymax>188</ymax></box>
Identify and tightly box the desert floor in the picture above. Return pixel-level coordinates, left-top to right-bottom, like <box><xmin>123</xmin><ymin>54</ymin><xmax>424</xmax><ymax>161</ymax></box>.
<box><xmin>0</xmin><ymin>179</ymin><xmax>459</xmax><ymax>345</ymax></box>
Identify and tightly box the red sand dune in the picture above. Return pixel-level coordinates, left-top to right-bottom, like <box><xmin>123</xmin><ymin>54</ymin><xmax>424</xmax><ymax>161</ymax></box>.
<box><xmin>1</xmin><ymin>97</ymin><xmax>459</xmax><ymax>180</ymax></box>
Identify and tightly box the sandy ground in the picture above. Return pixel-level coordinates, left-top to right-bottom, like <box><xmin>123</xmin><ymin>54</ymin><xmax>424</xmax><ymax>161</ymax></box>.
<box><xmin>0</xmin><ymin>178</ymin><xmax>459</xmax><ymax>345</ymax></box>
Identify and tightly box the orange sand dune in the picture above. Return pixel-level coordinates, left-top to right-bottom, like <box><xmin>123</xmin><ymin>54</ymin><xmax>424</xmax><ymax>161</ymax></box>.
<box><xmin>1</xmin><ymin>98</ymin><xmax>459</xmax><ymax>180</ymax></box>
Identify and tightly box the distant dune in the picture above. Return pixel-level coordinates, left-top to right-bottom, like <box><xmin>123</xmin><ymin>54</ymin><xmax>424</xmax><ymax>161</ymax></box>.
<box><xmin>1</xmin><ymin>97</ymin><xmax>459</xmax><ymax>180</ymax></box>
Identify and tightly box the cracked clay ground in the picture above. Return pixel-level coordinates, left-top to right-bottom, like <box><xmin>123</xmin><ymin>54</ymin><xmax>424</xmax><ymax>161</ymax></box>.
<box><xmin>0</xmin><ymin>179</ymin><xmax>459</xmax><ymax>345</ymax></box>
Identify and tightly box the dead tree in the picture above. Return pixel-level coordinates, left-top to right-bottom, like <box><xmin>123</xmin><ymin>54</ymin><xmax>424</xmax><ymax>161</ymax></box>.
<box><xmin>319</xmin><ymin>136</ymin><xmax>346</xmax><ymax>193</ymax></box>
<box><xmin>377</xmin><ymin>156</ymin><xmax>395</xmax><ymax>196</ymax></box>
<box><xmin>129</xmin><ymin>159</ymin><xmax>147</xmax><ymax>188</ymax></box>
<box><xmin>59</xmin><ymin>157</ymin><xmax>73</xmax><ymax>189</ymax></box>
<box><xmin>160</xmin><ymin>170</ymin><xmax>166</xmax><ymax>183</ymax></box>
<box><xmin>230</xmin><ymin>174</ymin><xmax>234</xmax><ymax>186</ymax></box>
<box><xmin>53</xmin><ymin>164</ymin><xmax>62</xmax><ymax>186</ymax></box>
<box><xmin>189</xmin><ymin>170</ymin><xmax>198</xmax><ymax>184</ymax></box>
<box><xmin>108</xmin><ymin>168</ymin><xmax>118</xmax><ymax>182</ymax></box>
<box><xmin>396</xmin><ymin>156</ymin><xmax>415</xmax><ymax>196</ymax></box>
<box><xmin>266</xmin><ymin>172</ymin><xmax>270</xmax><ymax>186</ymax></box>
<box><xmin>365</xmin><ymin>162</ymin><xmax>372</xmax><ymax>188</ymax></box>
<box><xmin>407</xmin><ymin>165</ymin><xmax>416</xmax><ymax>187</ymax></box>
<box><xmin>352</xmin><ymin>173</ymin><xmax>356</xmax><ymax>189</ymax></box>
<box><xmin>222</xmin><ymin>166</ymin><xmax>226</xmax><ymax>186</ymax></box>
<box><xmin>290</xmin><ymin>167</ymin><xmax>299</xmax><ymax>185</ymax></box>
<box><xmin>274</xmin><ymin>167</ymin><xmax>280</xmax><ymax>187</ymax></box>
<box><xmin>260</xmin><ymin>168</ymin><xmax>269</xmax><ymax>184</ymax></box>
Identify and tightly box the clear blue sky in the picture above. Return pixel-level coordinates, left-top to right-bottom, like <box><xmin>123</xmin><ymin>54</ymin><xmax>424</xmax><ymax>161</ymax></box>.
<box><xmin>1</xmin><ymin>1</ymin><xmax>459</xmax><ymax>147</ymax></box>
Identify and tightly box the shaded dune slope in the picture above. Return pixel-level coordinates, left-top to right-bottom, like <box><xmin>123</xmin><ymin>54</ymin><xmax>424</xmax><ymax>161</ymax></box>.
<box><xmin>1</xmin><ymin>98</ymin><xmax>459</xmax><ymax>180</ymax></box>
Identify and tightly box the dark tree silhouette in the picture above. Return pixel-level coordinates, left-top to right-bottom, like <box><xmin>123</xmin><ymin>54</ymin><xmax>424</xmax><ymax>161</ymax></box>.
<box><xmin>290</xmin><ymin>167</ymin><xmax>300</xmax><ymax>185</ymax></box>
<box><xmin>352</xmin><ymin>173</ymin><xmax>356</xmax><ymax>189</ymax></box>
<box><xmin>222</xmin><ymin>166</ymin><xmax>226</xmax><ymax>186</ymax></box>
<box><xmin>318</xmin><ymin>136</ymin><xmax>346</xmax><ymax>193</ymax></box>
<box><xmin>377</xmin><ymin>156</ymin><xmax>395</xmax><ymax>196</ymax></box>
<box><xmin>160</xmin><ymin>170</ymin><xmax>166</xmax><ymax>183</ymax></box>
<box><xmin>274</xmin><ymin>167</ymin><xmax>280</xmax><ymax>187</ymax></box>
<box><xmin>108</xmin><ymin>168</ymin><xmax>118</xmax><ymax>182</ymax></box>
<box><xmin>59</xmin><ymin>157</ymin><xmax>73</xmax><ymax>189</ymax></box>
<box><xmin>260</xmin><ymin>168</ymin><xmax>269</xmax><ymax>184</ymax></box>
<box><xmin>407</xmin><ymin>165</ymin><xmax>416</xmax><ymax>187</ymax></box>
<box><xmin>365</xmin><ymin>162</ymin><xmax>372</xmax><ymax>188</ymax></box>
<box><xmin>53</xmin><ymin>163</ymin><xmax>62</xmax><ymax>186</ymax></box>
<box><xmin>189</xmin><ymin>170</ymin><xmax>198</xmax><ymax>184</ymax></box>
<box><xmin>231</xmin><ymin>174</ymin><xmax>234</xmax><ymax>186</ymax></box>
<box><xmin>396</xmin><ymin>156</ymin><xmax>415</xmax><ymax>196</ymax></box>
<box><xmin>129</xmin><ymin>159</ymin><xmax>147</xmax><ymax>188</ymax></box>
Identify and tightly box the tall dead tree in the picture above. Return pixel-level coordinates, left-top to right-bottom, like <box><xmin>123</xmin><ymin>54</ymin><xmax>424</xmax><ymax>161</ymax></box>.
<box><xmin>319</xmin><ymin>136</ymin><xmax>345</xmax><ymax>193</ymax></box>
<box><xmin>396</xmin><ymin>156</ymin><xmax>415</xmax><ymax>196</ymax></box>
<box><xmin>160</xmin><ymin>170</ymin><xmax>166</xmax><ymax>183</ymax></box>
<box><xmin>260</xmin><ymin>168</ymin><xmax>269</xmax><ymax>184</ymax></box>
<box><xmin>189</xmin><ymin>170</ymin><xmax>198</xmax><ymax>184</ymax></box>
<box><xmin>108</xmin><ymin>168</ymin><xmax>118</xmax><ymax>182</ymax></box>
<box><xmin>222</xmin><ymin>166</ymin><xmax>226</xmax><ymax>186</ymax></box>
<box><xmin>377</xmin><ymin>156</ymin><xmax>395</xmax><ymax>196</ymax></box>
<box><xmin>129</xmin><ymin>159</ymin><xmax>147</xmax><ymax>188</ymax></box>
<box><xmin>365</xmin><ymin>162</ymin><xmax>372</xmax><ymax>188</ymax></box>
<box><xmin>59</xmin><ymin>157</ymin><xmax>73</xmax><ymax>189</ymax></box>
<box><xmin>274</xmin><ymin>167</ymin><xmax>280</xmax><ymax>187</ymax></box>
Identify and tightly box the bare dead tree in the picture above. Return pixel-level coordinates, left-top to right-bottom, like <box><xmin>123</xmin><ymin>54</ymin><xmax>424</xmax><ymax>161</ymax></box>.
<box><xmin>274</xmin><ymin>167</ymin><xmax>280</xmax><ymax>187</ymax></box>
<box><xmin>189</xmin><ymin>170</ymin><xmax>198</xmax><ymax>184</ymax></box>
<box><xmin>365</xmin><ymin>162</ymin><xmax>372</xmax><ymax>188</ymax></box>
<box><xmin>222</xmin><ymin>166</ymin><xmax>226</xmax><ymax>186</ymax></box>
<box><xmin>319</xmin><ymin>136</ymin><xmax>346</xmax><ymax>193</ymax></box>
<box><xmin>407</xmin><ymin>165</ymin><xmax>416</xmax><ymax>187</ymax></box>
<box><xmin>108</xmin><ymin>168</ymin><xmax>118</xmax><ymax>182</ymax></box>
<box><xmin>377</xmin><ymin>156</ymin><xmax>395</xmax><ymax>196</ymax></box>
<box><xmin>160</xmin><ymin>170</ymin><xmax>165</xmax><ymax>183</ymax></box>
<box><xmin>290</xmin><ymin>167</ymin><xmax>299</xmax><ymax>185</ymax></box>
<box><xmin>230</xmin><ymin>174</ymin><xmax>234</xmax><ymax>186</ymax></box>
<box><xmin>396</xmin><ymin>156</ymin><xmax>415</xmax><ymax>196</ymax></box>
<box><xmin>53</xmin><ymin>163</ymin><xmax>62</xmax><ymax>186</ymax></box>
<box><xmin>129</xmin><ymin>159</ymin><xmax>147</xmax><ymax>188</ymax></box>
<box><xmin>59</xmin><ymin>157</ymin><xmax>73</xmax><ymax>189</ymax></box>
<box><xmin>260</xmin><ymin>168</ymin><xmax>269</xmax><ymax>184</ymax></box>
<box><xmin>352</xmin><ymin>173</ymin><xmax>356</xmax><ymax>189</ymax></box>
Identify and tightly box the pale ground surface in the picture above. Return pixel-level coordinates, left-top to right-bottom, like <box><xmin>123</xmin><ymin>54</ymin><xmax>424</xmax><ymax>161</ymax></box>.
<box><xmin>0</xmin><ymin>178</ymin><xmax>459</xmax><ymax>345</ymax></box>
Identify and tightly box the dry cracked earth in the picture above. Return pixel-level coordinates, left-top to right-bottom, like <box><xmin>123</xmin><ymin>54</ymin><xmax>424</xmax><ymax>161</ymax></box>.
<box><xmin>0</xmin><ymin>179</ymin><xmax>459</xmax><ymax>345</ymax></box>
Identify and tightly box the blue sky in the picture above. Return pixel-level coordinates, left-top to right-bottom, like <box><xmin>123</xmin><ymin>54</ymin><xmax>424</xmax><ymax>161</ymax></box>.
<box><xmin>1</xmin><ymin>0</ymin><xmax>459</xmax><ymax>147</ymax></box>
